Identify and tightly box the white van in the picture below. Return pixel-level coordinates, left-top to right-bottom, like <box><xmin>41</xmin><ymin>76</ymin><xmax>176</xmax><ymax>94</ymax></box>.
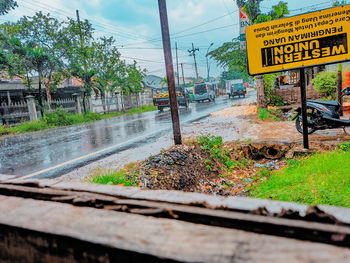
<box><xmin>193</xmin><ymin>83</ymin><xmax>216</xmax><ymax>102</ymax></box>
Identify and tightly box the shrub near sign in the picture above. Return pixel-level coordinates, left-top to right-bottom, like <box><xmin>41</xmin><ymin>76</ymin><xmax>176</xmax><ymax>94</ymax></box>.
<box><xmin>246</xmin><ymin>5</ymin><xmax>350</xmax><ymax>75</ymax></box>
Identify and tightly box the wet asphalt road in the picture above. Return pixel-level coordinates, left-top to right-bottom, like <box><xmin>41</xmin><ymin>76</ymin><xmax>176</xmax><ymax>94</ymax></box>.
<box><xmin>0</xmin><ymin>93</ymin><xmax>255</xmax><ymax>179</ymax></box>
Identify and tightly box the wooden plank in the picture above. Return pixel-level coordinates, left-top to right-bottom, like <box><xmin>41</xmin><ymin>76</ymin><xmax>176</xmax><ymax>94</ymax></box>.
<box><xmin>6</xmin><ymin>179</ymin><xmax>350</xmax><ymax>225</ymax></box>
<box><xmin>40</xmin><ymin>181</ymin><xmax>350</xmax><ymax>224</ymax></box>
<box><xmin>1</xmin><ymin>183</ymin><xmax>350</xmax><ymax>247</ymax></box>
<box><xmin>0</xmin><ymin>174</ymin><xmax>18</xmax><ymax>181</ymax></box>
<box><xmin>1</xmin><ymin>195</ymin><xmax>350</xmax><ymax>263</ymax></box>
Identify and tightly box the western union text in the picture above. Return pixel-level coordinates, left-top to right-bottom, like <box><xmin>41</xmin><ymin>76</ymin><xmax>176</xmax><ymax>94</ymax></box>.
<box><xmin>261</xmin><ymin>33</ymin><xmax>348</xmax><ymax>67</ymax></box>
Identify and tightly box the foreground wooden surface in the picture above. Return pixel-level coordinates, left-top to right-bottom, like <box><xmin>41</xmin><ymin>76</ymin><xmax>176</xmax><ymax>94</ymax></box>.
<box><xmin>0</xmin><ymin>175</ymin><xmax>350</xmax><ymax>262</ymax></box>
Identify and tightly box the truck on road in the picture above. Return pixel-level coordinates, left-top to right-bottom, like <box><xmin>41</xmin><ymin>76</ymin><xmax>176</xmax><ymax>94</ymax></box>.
<box><xmin>153</xmin><ymin>87</ymin><xmax>190</xmax><ymax>112</ymax></box>
<box><xmin>225</xmin><ymin>79</ymin><xmax>246</xmax><ymax>98</ymax></box>
<box><xmin>193</xmin><ymin>82</ymin><xmax>216</xmax><ymax>103</ymax></box>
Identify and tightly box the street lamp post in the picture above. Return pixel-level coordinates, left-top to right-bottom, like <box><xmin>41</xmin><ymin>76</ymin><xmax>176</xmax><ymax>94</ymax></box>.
<box><xmin>206</xmin><ymin>43</ymin><xmax>214</xmax><ymax>82</ymax></box>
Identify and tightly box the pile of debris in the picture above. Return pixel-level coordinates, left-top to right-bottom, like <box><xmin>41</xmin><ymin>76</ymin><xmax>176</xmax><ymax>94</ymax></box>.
<box><xmin>124</xmin><ymin>140</ymin><xmax>292</xmax><ymax>196</ymax></box>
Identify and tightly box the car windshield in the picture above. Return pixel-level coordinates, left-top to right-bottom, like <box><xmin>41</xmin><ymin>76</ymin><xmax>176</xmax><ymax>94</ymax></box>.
<box><xmin>232</xmin><ymin>83</ymin><xmax>244</xmax><ymax>90</ymax></box>
<box><xmin>194</xmin><ymin>84</ymin><xmax>207</xmax><ymax>94</ymax></box>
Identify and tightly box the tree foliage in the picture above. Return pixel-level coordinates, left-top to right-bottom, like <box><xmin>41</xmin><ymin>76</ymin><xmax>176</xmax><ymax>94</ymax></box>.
<box><xmin>236</xmin><ymin>0</ymin><xmax>263</xmax><ymax>21</ymax></box>
<box><xmin>209</xmin><ymin>1</ymin><xmax>288</xmax><ymax>83</ymax></box>
<box><xmin>1</xmin><ymin>12</ymin><xmax>66</xmax><ymax>105</ymax></box>
<box><xmin>333</xmin><ymin>0</ymin><xmax>347</xmax><ymax>6</ymax></box>
<box><xmin>312</xmin><ymin>72</ymin><xmax>337</xmax><ymax>99</ymax></box>
<box><xmin>0</xmin><ymin>0</ymin><xmax>17</xmax><ymax>15</ymax></box>
<box><xmin>208</xmin><ymin>37</ymin><xmax>249</xmax><ymax>81</ymax></box>
<box><xmin>0</xmin><ymin>11</ymin><xmax>150</xmax><ymax>114</ymax></box>
<box><xmin>254</xmin><ymin>1</ymin><xmax>288</xmax><ymax>24</ymax></box>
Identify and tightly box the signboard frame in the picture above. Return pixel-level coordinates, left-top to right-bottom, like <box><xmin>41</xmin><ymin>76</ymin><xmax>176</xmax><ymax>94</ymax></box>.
<box><xmin>245</xmin><ymin>5</ymin><xmax>350</xmax><ymax>76</ymax></box>
<box><xmin>245</xmin><ymin>5</ymin><xmax>350</xmax><ymax>149</ymax></box>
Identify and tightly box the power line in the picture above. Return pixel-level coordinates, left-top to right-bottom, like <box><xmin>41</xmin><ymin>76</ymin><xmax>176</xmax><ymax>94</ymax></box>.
<box><xmin>20</xmin><ymin>0</ymin><xmax>158</xmax><ymax>43</ymax></box>
<box><xmin>171</xmin><ymin>11</ymin><xmax>237</xmax><ymax>36</ymax></box>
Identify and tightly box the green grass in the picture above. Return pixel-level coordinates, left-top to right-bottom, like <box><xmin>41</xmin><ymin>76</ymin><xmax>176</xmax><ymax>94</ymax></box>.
<box><xmin>0</xmin><ymin>105</ymin><xmax>157</xmax><ymax>135</ymax></box>
<box><xmin>250</xmin><ymin>148</ymin><xmax>350</xmax><ymax>208</ymax></box>
<box><xmin>258</xmin><ymin>108</ymin><xmax>282</xmax><ymax>121</ymax></box>
<box><xmin>88</xmin><ymin>169</ymin><xmax>139</xmax><ymax>186</ymax></box>
<box><xmin>258</xmin><ymin>108</ymin><xmax>269</xmax><ymax>120</ymax></box>
<box><xmin>197</xmin><ymin>135</ymin><xmax>238</xmax><ymax>171</ymax></box>
<box><xmin>126</xmin><ymin>105</ymin><xmax>157</xmax><ymax>115</ymax></box>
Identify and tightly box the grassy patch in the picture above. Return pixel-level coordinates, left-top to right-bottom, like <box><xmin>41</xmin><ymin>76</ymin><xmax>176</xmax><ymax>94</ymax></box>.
<box><xmin>126</xmin><ymin>105</ymin><xmax>157</xmax><ymax>115</ymax></box>
<box><xmin>1</xmin><ymin>105</ymin><xmax>157</xmax><ymax>135</ymax></box>
<box><xmin>250</xmin><ymin>144</ymin><xmax>350</xmax><ymax>208</ymax></box>
<box><xmin>198</xmin><ymin>135</ymin><xmax>236</xmax><ymax>171</ymax></box>
<box><xmin>88</xmin><ymin>169</ymin><xmax>139</xmax><ymax>186</ymax></box>
<box><xmin>258</xmin><ymin>108</ymin><xmax>281</xmax><ymax>121</ymax></box>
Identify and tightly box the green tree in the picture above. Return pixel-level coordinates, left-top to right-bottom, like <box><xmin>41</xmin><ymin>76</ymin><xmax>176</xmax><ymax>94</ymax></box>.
<box><xmin>208</xmin><ymin>37</ymin><xmax>249</xmax><ymax>81</ymax></box>
<box><xmin>255</xmin><ymin>1</ymin><xmax>288</xmax><ymax>23</ymax></box>
<box><xmin>121</xmin><ymin>62</ymin><xmax>146</xmax><ymax>95</ymax></box>
<box><xmin>1</xmin><ymin>12</ymin><xmax>66</xmax><ymax>106</ymax></box>
<box><xmin>312</xmin><ymin>72</ymin><xmax>337</xmax><ymax>99</ymax></box>
<box><xmin>211</xmin><ymin>1</ymin><xmax>289</xmax><ymax>108</ymax></box>
<box><xmin>93</xmin><ymin>37</ymin><xmax>125</xmax><ymax>113</ymax></box>
<box><xmin>0</xmin><ymin>0</ymin><xmax>17</xmax><ymax>15</ymax></box>
<box><xmin>63</xmin><ymin>17</ymin><xmax>98</xmax><ymax>112</ymax></box>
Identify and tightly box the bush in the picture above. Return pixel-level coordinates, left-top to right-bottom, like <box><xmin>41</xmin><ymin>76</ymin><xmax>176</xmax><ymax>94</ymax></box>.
<box><xmin>263</xmin><ymin>73</ymin><xmax>285</xmax><ymax>106</ymax></box>
<box><xmin>89</xmin><ymin>169</ymin><xmax>139</xmax><ymax>186</ymax></box>
<box><xmin>258</xmin><ymin>108</ymin><xmax>281</xmax><ymax>121</ymax></box>
<box><xmin>312</xmin><ymin>71</ymin><xmax>337</xmax><ymax>99</ymax></box>
<box><xmin>10</xmin><ymin>121</ymin><xmax>51</xmax><ymax>133</ymax></box>
<box><xmin>44</xmin><ymin>108</ymin><xmax>73</xmax><ymax>126</ymax></box>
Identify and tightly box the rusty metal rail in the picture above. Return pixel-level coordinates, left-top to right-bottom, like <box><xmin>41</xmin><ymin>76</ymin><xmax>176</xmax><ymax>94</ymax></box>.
<box><xmin>1</xmin><ymin>176</ymin><xmax>350</xmax><ymax>262</ymax></box>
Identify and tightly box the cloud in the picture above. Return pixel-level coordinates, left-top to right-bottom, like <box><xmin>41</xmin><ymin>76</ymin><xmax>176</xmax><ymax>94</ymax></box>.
<box><xmin>87</xmin><ymin>0</ymin><xmax>101</xmax><ymax>8</ymax></box>
<box><xmin>2</xmin><ymin>0</ymin><xmax>234</xmax><ymax>77</ymax></box>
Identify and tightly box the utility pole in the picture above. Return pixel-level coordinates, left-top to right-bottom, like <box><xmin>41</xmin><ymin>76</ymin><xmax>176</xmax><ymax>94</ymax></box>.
<box><xmin>158</xmin><ymin>0</ymin><xmax>182</xmax><ymax>145</ymax></box>
<box><xmin>188</xmin><ymin>43</ymin><xmax>199</xmax><ymax>80</ymax></box>
<box><xmin>76</xmin><ymin>10</ymin><xmax>85</xmax><ymax>65</ymax></box>
<box><xmin>175</xmin><ymin>42</ymin><xmax>180</xmax><ymax>86</ymax></box>
<box><xmin>206</xmin><ymin>43</ymin><xmax>214</xmax><ymax>82</ymax></box>
<box><xmin>181</xmin><ymin>63</ymin><xmax>185</xmax><ymax>86</ymax></box>
<box><xmin>76</xmin><ymin>9</ymin><xmax>88</xmax><ymax>113</ymax></box>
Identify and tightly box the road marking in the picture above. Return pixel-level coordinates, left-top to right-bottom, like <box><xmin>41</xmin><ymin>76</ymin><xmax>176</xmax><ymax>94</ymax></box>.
<box><xmin>21</xmin><ymin>130</ymin><xmax>161</xmax><ymax>179</ymax></box>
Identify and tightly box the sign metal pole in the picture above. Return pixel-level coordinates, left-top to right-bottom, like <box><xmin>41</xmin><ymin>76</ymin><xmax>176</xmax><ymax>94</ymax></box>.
<box><xmin>300</xmin><ymin>68</ymin><xmax>309</xmax><ymax>149</ymax></box>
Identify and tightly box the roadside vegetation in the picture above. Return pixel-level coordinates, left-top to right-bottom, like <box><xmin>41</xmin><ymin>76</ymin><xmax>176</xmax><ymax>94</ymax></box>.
<box><xmin>88</xmin><ymin>164</ymin><xmax>140</xmax><ymax>186</ymax></box>
<box><xmin>88</xmin><ymin>135</ymin><xmax>281</xmax><ymax>196</ymax></box>
<box><xmin>258</xmin><ymin>108</ymin><xmax>282</xmax><ymax>121</ymax></box>
<box><xmin>250</xmin><ymin>142</ymin><xmax>350</xmax><ymax>208</ymax></box>
<box><xmin>0</xmin><ymin>105</ymin><xmax>156</xmax><ymax>135</ymax></box>
<box><xmin>89</xmin><ymin>134</ymin><xmax>350</xmax><ymax>208</ymax></box>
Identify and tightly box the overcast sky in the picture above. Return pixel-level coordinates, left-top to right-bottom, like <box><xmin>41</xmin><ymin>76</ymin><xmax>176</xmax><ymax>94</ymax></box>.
<box><xmin>1</xmin><ymin>0</ymin><xmax>338</xmax><ymax>78</ymax></box>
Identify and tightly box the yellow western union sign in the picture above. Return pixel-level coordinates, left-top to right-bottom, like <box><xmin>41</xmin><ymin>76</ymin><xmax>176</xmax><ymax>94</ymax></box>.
<box><xmin>246</xmin><ymin>5</ymin><xmax>350</xmax><ymax>75</ymax></box>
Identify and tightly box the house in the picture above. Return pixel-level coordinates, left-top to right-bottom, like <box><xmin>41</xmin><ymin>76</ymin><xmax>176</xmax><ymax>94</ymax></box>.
<box><xmin>0</xmin><ymin>72</ymin><xmax>85</xmax><ymax>104</ymax></box>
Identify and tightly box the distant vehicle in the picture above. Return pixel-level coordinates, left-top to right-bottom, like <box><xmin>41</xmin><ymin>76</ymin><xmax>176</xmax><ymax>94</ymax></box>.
<box><xmin>226</xmin><ymin>79</ymin><xmax>246</xmax><ymax>98</ymax></box>
<box><xmin>153</xmin><ymin>86</ymin><xmax>190</xmax><ymax>112</ymax></box>
<box><xmin>193</xmin><ymin>82</ymin><xmax>216</xmax><ymax>103</ymax></box>
<box><xmin>185</xmin><ymin>87</ymin><xmax>194</xmax><ymax>102</ymax></box>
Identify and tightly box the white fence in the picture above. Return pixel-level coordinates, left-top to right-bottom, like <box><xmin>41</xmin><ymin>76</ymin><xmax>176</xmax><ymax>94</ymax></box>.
<box><xmin>0</xmin><ymin>102</ymin><xmax>30</xmax><ymax>124</ymax></box>
<box><xmin>89</xmin><ymin>92</ymin><xmax>153</xmax><ymax>114</ymax></box>
<box><xmin>48</xmin><ymin>98</ymin><xmax>77</xmax><ymax>113</ymax></box>
<box><xmin>1</xmin><ymin>91</ymin><xmax>154</xmax><ymax>125</ymax></box>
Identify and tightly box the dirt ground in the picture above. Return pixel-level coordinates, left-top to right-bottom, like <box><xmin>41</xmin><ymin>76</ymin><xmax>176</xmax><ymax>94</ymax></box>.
<box><xmin>61</xmin><ymin>104</ymin><xmax>350</xmax><ymax>184</ymax></box>
<box><xmin>90</xmin><ymin>105</ymin><xmax>350</xmax><ymax>196</ymax></box>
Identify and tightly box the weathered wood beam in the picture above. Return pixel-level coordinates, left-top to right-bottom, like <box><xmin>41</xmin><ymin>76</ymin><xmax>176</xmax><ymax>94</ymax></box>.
<box><xmin>1</xmin><ymin>195</ymin><xmax>350</xmax><ymax>263</ymax></box>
